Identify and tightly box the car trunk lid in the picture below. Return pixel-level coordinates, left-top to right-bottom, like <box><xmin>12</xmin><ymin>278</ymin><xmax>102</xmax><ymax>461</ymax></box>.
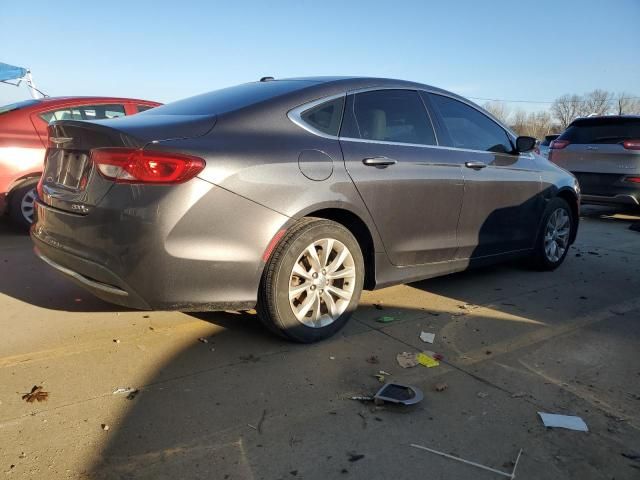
<box><xmin>39</xmin><ymin>114</ymin><xmax>216</xmax><ymax>214</ymax></box>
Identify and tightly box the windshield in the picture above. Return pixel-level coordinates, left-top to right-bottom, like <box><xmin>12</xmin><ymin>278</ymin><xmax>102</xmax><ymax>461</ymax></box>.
<box><xmin>142</xmin><ymin>80</ymin><xmax>315</xmax><ymax>116</ymax></box>
<box><xmin>0</xmin><ymin>99</ymin><xmax>41</xmax><ymax>115</ymax></box>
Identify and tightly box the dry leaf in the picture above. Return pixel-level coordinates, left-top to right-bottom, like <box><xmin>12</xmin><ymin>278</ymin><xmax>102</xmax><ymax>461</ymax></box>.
<box><xmin>22</xmin><ymin>385</ymin><xmax>49</xmax><ymax>403</ymax></box>
<box><xmin>434</xmin><ymin>383</ymin><xmax>448</xmax><ymax>392</ymax></box>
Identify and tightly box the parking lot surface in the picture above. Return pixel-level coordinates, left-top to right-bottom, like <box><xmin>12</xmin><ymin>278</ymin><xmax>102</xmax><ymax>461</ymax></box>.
<box><xmin>1</xmin><ymin>206</ymin><xmax>639</xmax><ymax>479</ymax></box>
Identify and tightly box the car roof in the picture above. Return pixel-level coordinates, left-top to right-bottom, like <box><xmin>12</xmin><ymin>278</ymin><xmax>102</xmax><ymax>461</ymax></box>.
<box><xmin>570</xmin><ymin>115</ymin><xmax>640</xmax><ymax>126</ymax></box>
<box><xmin>279</xmin><ymin>76</ymin><xmax>456</xmax><ymax>96</ymax></box>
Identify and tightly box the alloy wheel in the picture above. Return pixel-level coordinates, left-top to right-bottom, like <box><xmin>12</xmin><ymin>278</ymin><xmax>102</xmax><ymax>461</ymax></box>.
<box><xmin>543</xmin><ymin>208</ymin><xmax>570</xmax><ymax>263</ymax></box>
<box><xmin>20</xmin><ymin>188</ymin><xmax>37</xmax><ymax>224</ymax></box>
<box><xmin>288</xmin><ymin>238</ymin><xmax>356</xmax><ymax>328</ymax></box>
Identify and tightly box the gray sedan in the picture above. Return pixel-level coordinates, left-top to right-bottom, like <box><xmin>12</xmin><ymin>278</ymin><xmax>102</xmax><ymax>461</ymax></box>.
<box><xmin>32</xmin><ymin>77</ymin><xmax>580</xmax><ymax>342</ymax></box>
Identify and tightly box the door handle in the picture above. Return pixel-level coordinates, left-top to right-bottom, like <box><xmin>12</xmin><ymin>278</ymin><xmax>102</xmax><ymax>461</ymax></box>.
<box><xmin>362</xmin><ymin>157</ymin><xmax>397</xmax><ymax>167</ymax></box>
<box><xmin>465</xmin><ymin>161</ymin><xmax>487</xmax><ymax>169</ymax></box>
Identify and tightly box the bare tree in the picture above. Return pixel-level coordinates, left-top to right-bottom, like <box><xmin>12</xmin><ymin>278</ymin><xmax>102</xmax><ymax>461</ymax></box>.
<box><xmin>509</xmin><ymin>109</ymin><xmax>554</xmax><ymax>139</ymax></box>
<box><xmin>482</xmin><ymin>101</ymin><xmax>511</xmax><ymax>124</ymax></box>
<box><xmin>615</xmin><ymin>92</ymin><xmax>640</xmax><ymax>115</ymax></box>
<box><xmin>581</xmin><ymin>89</ymin><xmax>613</xmax><ymax>116</ymax></box>
<box><xmin>551</xmin><ymin>94</ymin><xmax>583</xmax><ymax>129</ymax></box>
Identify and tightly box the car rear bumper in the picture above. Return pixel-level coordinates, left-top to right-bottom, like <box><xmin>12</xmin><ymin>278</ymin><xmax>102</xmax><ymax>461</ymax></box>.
<box><xmin>31</xmin><ymin>178</ymin><xmax>290</xmax><ymax>311</ymax></box>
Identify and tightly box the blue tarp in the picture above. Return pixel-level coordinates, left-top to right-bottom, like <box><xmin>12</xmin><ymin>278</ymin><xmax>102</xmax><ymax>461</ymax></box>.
<box><xmin>0</xmin><ymin>62</ymin><xmax>28</xmax><ymax>82</ymax></box>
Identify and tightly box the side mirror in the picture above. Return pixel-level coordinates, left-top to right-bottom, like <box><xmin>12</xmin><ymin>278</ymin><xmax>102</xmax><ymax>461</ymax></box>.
<box><xmin>515</xmin><ymin>136</ymin><xmax>536</xmax><ymax>153</ymax></box>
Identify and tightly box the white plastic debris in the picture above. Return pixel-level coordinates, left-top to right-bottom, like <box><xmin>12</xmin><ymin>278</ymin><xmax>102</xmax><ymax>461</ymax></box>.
<box><xmin>113</xmin><ymin>387</ymin><xmax>136</xmax><ymax>395</ymax></box>
<box><xmin>538</xmin><ymin>412</ymin><xmax>588</xmax><ymax>432</ymax></box>
<box><xmin>419</xmin><ymin>332</ymin><xmax>435</xmax><ymax>344</ymax></box>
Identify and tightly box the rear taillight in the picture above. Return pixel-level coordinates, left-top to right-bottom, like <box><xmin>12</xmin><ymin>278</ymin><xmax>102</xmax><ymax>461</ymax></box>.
<box><xmin>550</xmin><ymin>140</ymin><xmax>570</xmax><ymax>149</ymax></box>
<box><xmin>91</xmin><ymin>148</ymin><xmax>205</xmax><ymax>184</ymax></box>
<box><xmin>622</xmin><ymin>139</ymin><xmax>640</xmax><ymax>150</ymax></box>
<box><xmin>624</xmin><ymin>176</ymin><xmax>640</xmax><ymax>184</ymax></box>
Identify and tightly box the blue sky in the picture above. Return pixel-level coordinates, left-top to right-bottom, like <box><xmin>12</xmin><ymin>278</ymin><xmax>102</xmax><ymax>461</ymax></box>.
<box><xmin>1</xmin><ymin>0</ymin><xmax>639</xmax><ymax>111</ymax></box>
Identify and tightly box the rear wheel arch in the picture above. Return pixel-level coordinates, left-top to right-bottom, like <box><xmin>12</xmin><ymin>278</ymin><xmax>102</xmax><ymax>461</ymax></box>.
<box><xmin>7</xmin><ymin>174</ymin><xmax>41</xmax><ymax>199</ymax></box>
<box><xmin>299</xmin><ymin>208</ymin><xmax>376</xmax><ymax>290</ymax></box>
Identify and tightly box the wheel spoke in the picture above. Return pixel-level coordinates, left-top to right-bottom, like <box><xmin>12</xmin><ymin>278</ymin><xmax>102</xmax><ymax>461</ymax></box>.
<box><xmin>326</xmin><ymin>285</ymin><xmax>351</xmax><ymax>300</ymax></box>
<box><xmin>321</xmin><ymin>238</ymin><xmax>334</xmax><ymax>268</ymax></box>
<box><xmin>326</xmin><ymin>267</ymin><xmax>355</xmax><ymax>280</ymax></box>
<box><xmin>306</xmin><ymin>245</ymin><xmax>322</xmax><ymax>271</ymax></box>
<box><xmin>296</xmin><ymin>291</ymin><xmax>318</xmax><ymax>319</ymax></box>
<box><xmin>289</xmin><ymin>282</ymin><xmax>311</xmax><ymax>300</ymax></box>
<box><xmin>292</xmin><ymin>263</ymin><xmax>312</xmax><ymax>281</ymax></box>
<box><xmin>322</xmin><ymin>290</ymin><xmax>339</xmax><ymax>318</ymax></box>
<box><xmin>327</xmin><ymin>247</ymin><xmax>349</xmax><ymax>274</ymax></box>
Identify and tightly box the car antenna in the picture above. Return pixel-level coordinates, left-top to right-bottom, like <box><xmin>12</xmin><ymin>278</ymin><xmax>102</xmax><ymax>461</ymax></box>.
<box><xmin>260</xmin><ymin>76</ymin><xmax>275</xmax><ymax>82</ymax></box>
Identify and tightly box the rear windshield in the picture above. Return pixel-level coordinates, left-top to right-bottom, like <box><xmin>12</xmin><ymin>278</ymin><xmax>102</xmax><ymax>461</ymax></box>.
<box><xmin>0</xmin><ymin>99</ymin><xmax>41</xmax><ymax>115</ymax></box>
<box><xmin>142</xmin><ymin>81</ymin><xmax>315</xmax><ymax>116</ymax></box>
<box><xmin>559</xmin><ymin>118</ymin><xmax>640</xmax><ymax>144</ymax></box>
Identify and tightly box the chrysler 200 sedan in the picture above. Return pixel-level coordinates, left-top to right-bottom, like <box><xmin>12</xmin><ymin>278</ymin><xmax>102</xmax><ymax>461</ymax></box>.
<box><xmin>32</xmin><ymin>77</ymin><xmax>580</xmax><ymax>342</ymax></box>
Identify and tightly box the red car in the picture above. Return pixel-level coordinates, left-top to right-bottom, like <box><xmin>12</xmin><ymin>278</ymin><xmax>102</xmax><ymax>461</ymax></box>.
<box><xmin>0</xmin><ymin>96</ymin><xmax>161</xmax><ymax>228</ymax></box>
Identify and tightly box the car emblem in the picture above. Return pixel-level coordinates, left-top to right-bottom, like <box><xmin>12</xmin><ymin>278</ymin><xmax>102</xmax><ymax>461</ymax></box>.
<box><xmin>70</xmin><ymin>204</ymin><xmax>89</xmax><ymax>213</ymax></box>
<box><xmin>50</xmin><ymin>137</ymin><xmax>73</xmax><ymax>145</ymax></box>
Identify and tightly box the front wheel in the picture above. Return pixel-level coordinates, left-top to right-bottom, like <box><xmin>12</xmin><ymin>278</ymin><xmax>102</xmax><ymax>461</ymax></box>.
<box><xmin>9</xmin><ymin>179</ymin><xmax>39</xmax><ymax>230</ymax></box>
<box><xmin>529</xmin><ymin>197</ymin><xmax>574</xmax><ymax>270</ymax></box>
<box><xmin>257</xmin><ymin>218</ymin><xmax>364</xmax><ymax>343</ymax></box>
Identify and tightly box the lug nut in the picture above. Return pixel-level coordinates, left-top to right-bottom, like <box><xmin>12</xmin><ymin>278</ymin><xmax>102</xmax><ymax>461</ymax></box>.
<box><xmin>312</xmin><ymin>272</ymin><xmax>318</xmax><ymax>279</ymax></box>
<box><xmin>310</xmin><ymin>285</ymin><xmax>316</xmax><ymax>290</ymax></box>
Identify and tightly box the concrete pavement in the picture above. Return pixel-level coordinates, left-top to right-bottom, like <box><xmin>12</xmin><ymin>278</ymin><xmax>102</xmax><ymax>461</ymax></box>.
<box><xmin>0</xmin><ymin>206</ymin><xmax>639</xmax><ymax>479</ymax></box>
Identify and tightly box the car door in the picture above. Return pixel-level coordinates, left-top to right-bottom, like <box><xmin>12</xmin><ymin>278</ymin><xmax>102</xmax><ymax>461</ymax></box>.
<box><xmin>339</xmin><ymin>89</ymin><xmax>464</xmax><ymax>266</ymax></box>
<box><xmin>426</xmin><ymin>92</ymin><xmax>543</xmax><ymax>259</ymax></box>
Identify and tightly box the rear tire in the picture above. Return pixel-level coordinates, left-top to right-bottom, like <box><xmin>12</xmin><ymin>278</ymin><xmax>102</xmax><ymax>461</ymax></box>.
<box><xmin>9</xmin><ymin>179</ymin><xmax>39</xmax><ymax>231</ymax></box>
<box><xmin>528</xmin><ymin>197</ymin><xmax>574</xmax><ymax>271</ymax></box>
<box><xmin>257</xmin><ymin>217</ymin><xmax>364</xmax><ymax>343</ymax></box>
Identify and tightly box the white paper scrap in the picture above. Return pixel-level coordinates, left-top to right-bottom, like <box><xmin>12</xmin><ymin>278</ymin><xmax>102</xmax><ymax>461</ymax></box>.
<box><xmin>538</xmin><ymin>412</ymin><xmax>588</xmax><ymax>432</ymax></box>
<box><xmin>420</xmin><ymin>331</ymin><xmax>435</xmax><ymax>344</ymax></box>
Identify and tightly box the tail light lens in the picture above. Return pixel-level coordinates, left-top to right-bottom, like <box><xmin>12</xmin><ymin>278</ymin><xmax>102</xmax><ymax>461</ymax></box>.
<box><xmin>550</xmin><ymin>140</ymin><xmax>570</xmax><ymax>149</ymax></box>
<box><xmin>624</xmin><ymin>176</ymin><xmax>640</xmax><ymax>184</ymax></box>
<box><xmin>91</xmin><ymin>148</ymin><xmax>205</xmax><ymax>184</ymax></box>
<box><xmin>622</xmin><ymin>139</ymin><xmax>640</xmax><ymax>150</ymax></box>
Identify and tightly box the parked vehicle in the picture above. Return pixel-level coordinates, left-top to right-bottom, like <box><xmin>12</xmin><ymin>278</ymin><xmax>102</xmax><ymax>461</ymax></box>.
<box><xmin>0</xmin><ymin>96</ymin><xmax>161</xmax><ymax>228</ymax></box>
<box><xmin>32</xmin><ymin>77</ymin><xmax>579</xmax><ymax>342</ymax></box>
<box><xmin>549</xmin><ymin>116</ymin><xmax>640</xmax><ymax>208</ymax></box>
<box><xmin>539</xmin><ymin>134</ymin><xmax>560</xmax><ymax>159</ymax></box>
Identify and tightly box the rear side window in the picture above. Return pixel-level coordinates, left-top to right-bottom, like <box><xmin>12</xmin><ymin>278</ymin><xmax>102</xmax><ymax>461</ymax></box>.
<box><xmin>344</xmin><ymin>89</ymin><xmax>436</xmax><ymax>145</ymax></box>
<box><xmin>430</xmin><ymin>94</ymin><xmax>513</xmax><ymax>153</ymax></box>
<box><xmin>559</xmin><ymin>119</ymin><xmax>640</xmax><ymax>144</ymax></box>
<box><xmin>136</xmin><ymin>104</ymin><xmax>155</xmax><ymax>113</ymax></box>
<box><xmin>300</xmin><ymin>97</ymin><xmax>345</xmax><ymax>136</ymax></box>
<box><xmin>40</xmin><ymin>104</ymin><xmax>126</xmax><ymax>123</ymax></box>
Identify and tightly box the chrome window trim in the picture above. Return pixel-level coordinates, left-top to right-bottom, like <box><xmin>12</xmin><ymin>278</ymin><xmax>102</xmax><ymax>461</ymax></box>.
<box><xmin>287</xmin><ymin>93</ymin><xmax>347</xmax><ymax>140</ymax></box>
<box><xmin>287</xmin><ymin>87</ymin><xmax>529</xmax><ymax>158</ymax></box>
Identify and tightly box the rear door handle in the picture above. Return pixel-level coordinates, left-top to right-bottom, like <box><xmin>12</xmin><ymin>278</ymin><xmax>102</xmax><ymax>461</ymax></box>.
<box><xmin>362</xmin><ymin>157</ymin><xmax>397</xmax><ymax>167</ymax></box>
<box><xmin>465</xmin><ymin>161</ymin><xmax>487</xmax><ymax>169</ymax></box>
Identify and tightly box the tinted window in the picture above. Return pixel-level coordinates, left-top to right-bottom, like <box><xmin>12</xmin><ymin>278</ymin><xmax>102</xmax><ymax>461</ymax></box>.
<box><xmin>300</xmin><ymin>96</ymin><xmax>345</xmax><ymax>136</ymax></box>
<box><xmin>0</xmin><ymin>99</ymin><xmax>40</xmax><ymax>115</ymax></box>
<box><xmin>558</xmin><ymin>118</ymin><xmax>640</xmax><ymax>144</ymax></box>
<box><xmin>430</xmin><ymin>94</ymin><xmax>513</xmax><ymax>153</ymax></box>
<box><xmin>345</xmin><ymin>90</ymin><xmax>436</xmax><ymax>145</ymax></box>
<box><xmin>40</xmin><ymin>104</ymin><xmax>126</xmax><ymax>123</ymax></box>
<box><xmin>136</xmin><ymin>104</ymin><xmax>155</xmax><ymax>113</ymax></box>
<box><xmin>143</xmin><ymin>81</ymin><xmax>314</xmax><ymax>116</ymax></box>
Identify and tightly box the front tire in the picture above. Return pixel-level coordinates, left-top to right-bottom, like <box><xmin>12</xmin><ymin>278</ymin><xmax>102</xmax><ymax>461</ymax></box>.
<box><xmin>9</xmin><ymin>179</ymin><xmax>39</xmax><ymax>230</ymax></box>
<box><xmin>529</xmin><ymin>197</ymin><xmax>574</xmax><ymax>271</ymax></box>
<box><xmin>258</xmin><ymin>217</ymin><xmax>364</xmax><ymax>343</ymax></box>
